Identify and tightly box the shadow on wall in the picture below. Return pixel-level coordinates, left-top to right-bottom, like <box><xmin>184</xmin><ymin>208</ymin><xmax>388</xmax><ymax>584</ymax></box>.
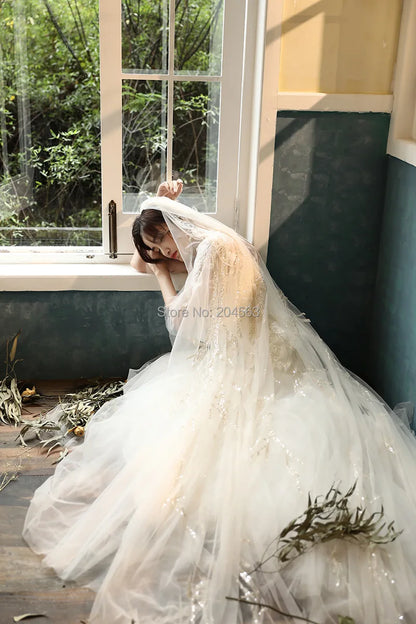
<box><xmin>267</xmin><ymin>111</ymin><xmax>390</xmax><ymax>378</ymax></box>
<box><xmin>263</xmin><ymin>0</ymin><xmax>397</xmax><ymax>377</ymax></box>
<box><xmin>369</xmin><ymin>157</ymin><xmax>416</xmax><ymax>412</ymax></box>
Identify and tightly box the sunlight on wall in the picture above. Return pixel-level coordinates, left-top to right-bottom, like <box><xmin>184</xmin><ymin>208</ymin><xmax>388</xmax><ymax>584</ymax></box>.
<box><xmin>279</xmin><ymin>0</ymin><xmax>402</xmax><ymax>93</ymax></box>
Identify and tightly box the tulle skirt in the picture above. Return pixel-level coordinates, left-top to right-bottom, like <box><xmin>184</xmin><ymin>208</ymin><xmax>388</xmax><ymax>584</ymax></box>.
<box><xmin>23</xmin><ymin>351</ymin><xmax>416</xmax><ymax>624</ymax></box>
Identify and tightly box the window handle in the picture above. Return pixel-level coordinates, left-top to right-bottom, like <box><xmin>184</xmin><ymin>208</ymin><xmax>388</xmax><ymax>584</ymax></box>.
<box><xmin>108</xmin><ymin>200</ymin><xmax>117</xmax><ymax>259</ymax></box>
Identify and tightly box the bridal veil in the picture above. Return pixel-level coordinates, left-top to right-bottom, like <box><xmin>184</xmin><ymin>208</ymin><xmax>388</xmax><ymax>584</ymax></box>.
<box><xmin>23</xmin><ymin>197</ymin><xmax>416</xmax><ymax>623</ymax></box>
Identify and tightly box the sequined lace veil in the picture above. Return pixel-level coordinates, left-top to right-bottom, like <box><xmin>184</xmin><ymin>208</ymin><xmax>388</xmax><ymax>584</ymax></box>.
<box><xmin>23</xmin><ymin>196</ymin><xmax>416</xmax><ymax>624</ymax></box>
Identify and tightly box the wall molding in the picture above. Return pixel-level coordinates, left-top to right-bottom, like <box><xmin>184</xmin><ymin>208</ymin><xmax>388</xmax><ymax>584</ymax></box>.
<box><xmin>387</xmin><ymin>0</ymin><xmax>416</xmax><ymax>168</ymax></box>
<box><xmin>277</xmin><ymin>93</ymin><xmax>393</xmax><ymax>113</ymax></box>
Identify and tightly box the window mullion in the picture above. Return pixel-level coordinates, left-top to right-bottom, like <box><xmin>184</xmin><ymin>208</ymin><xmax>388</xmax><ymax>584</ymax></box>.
<box><xmin>167</xmin><ymin>0</ymin><xmax>176</xmax><ymax>182</ymax></box>
<box><xmin>100</xmin><ymin>0</ymin><xmax>122</xmax><ymax>255</ymax></box>
<box><xmin>112</xmin><ymin>0</ymin><xmax>254</xmax><ymax>254</ymax></box>
<box><xmin>120</xmin><ymin>73</ymin><xmax>221</xmax><ymax>82</ymax></box>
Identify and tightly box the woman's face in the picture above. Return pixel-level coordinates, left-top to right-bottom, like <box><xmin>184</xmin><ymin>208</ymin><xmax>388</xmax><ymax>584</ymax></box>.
<box><xmin>141</xmin><ymin>225</ymin><xmax>182</xmax><ymax>261</ymax></box>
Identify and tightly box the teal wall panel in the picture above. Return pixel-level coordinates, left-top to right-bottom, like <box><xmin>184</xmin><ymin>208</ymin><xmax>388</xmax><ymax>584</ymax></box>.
<box><xmin>369</xmin><ymin>156</ymin><xmax>416</xmax><ymax>410</ymax></box>
<box><xmin>0</xmin><ymin>291</ymin><xmax>170</xmax><ymax>380</ymax></box>
<box><xmin>267</xmin><ymin>111</ymin><xmax>390</xmax><ymax>376</ymax></box>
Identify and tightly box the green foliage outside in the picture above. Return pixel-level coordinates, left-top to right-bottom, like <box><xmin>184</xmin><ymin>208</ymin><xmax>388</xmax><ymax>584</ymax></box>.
<box><xmin>0</xmin><ymin>0</ymin><xmax>101</xmax><ymax>245</ymax></box>
<box><xmin>0</xmin><ymin>0</ymin><xmax>222</xmax><ymax>245</ymax></box>
<box><xmin>121</xmin><ymin>0</ymin><xmax>222</xmax><ymax>211</ymax></box>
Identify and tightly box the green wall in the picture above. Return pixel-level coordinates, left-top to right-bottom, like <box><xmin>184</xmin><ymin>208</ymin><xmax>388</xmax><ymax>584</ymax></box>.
<box><xmin>0</xmin><ymin>291</ymin><xmax>170</xmax><ymax>380</ymax></box>
<box><xmin>369</xmin><ymin>156</ymin><xmax>416</xmax><ymax>412</ymax></box>
<box><xmin>267</xmin><ymin>111</ymin><xmax>390</xmax><ymax>376</ymax></box>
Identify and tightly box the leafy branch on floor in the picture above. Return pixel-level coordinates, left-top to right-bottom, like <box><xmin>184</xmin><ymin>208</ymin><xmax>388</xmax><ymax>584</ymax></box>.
<box><xmin>254</xmin><ymin>482</ymin><xmax>402</xmax><ymax>571</ymax></box>
<box><xmin>0</xmin><ymin>332</ymin><xmax>22</xmax><ymax>425</ymax></box>
<box><xmin>13</xmin><ymin>614</ymin><xmax>47</xmax><ymax>622</ymax></box>
<box><xmin>1</xmin><ymin>333</ymin><xmax>46</xmax><ymax>426</ymax></box>
<box><xmin>226</xmin><ymin>596</ymin><xmax>355</xmax><ymax>624</ymax></box>
<box><xmin>225</xmin><ymin>595</ymin><xmax>322</xmax><ymax>624</ymax></box>
<box><xmin>19</xmin><ymin>380</ymin><xmax>125</xmax><ymax>451</ymax></box>
<box><xmin>55</xmin><ymin>380</ymin><xmax>125</xmax><ymax>428</ymax></box>
<box><xmin>0</xmin><ymin>469</ymin><xmax>19</xmax><ymax>493</ymax></box>
<box><xmin>227</xmin><ymin>483</ymin><xmax>403</xmax><ymax>624</ymax></box>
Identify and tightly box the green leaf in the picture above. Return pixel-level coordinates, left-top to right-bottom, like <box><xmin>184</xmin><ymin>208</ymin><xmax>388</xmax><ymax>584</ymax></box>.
<box><xmin>13</xmin><ymin>613</ymin><xmax>47</xmax><ymax>622</ymax></box>
<box><xmin>8</xmin><ymin>330</ymin><xmax>20</xmax><ymax>362</ymax></box>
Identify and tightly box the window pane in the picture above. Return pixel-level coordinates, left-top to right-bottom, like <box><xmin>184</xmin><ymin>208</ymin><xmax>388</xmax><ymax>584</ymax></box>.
<box><xmin>0</xmin><ymin>0</ymin><xmax>101</xmax><ymax>247</ymax></box>
<box><xmin>122</xmin><ymin>80</ymin><xmax>167</xmax><ymax>212</ymax></box>
<box><xmin>122</xmin><ymin>0</ymin><xmax>168</xmax><ymax>74</ymax></box>
<box><xmin>175</xmin><ymin>0</ymin><xmax>224</xmax><ymax>75</ymax></box>
<box><xmin>173</xmin><ymin>81</ymin><xmax>220</xmax><ymax>212</ymax></box>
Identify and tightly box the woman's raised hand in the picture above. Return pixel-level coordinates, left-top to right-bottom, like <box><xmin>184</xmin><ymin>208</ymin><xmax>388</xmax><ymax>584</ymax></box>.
<box><xmin>157</xmin><ymin>180</ymin><xmax>183</xmax><ymax>200</ymax></box>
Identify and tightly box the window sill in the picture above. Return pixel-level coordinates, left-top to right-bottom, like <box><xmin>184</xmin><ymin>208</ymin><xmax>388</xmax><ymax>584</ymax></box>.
<box><xmin>0</xmin><ymin>263</ymin><xmax>187</xmax><ymax>292</ymax></box>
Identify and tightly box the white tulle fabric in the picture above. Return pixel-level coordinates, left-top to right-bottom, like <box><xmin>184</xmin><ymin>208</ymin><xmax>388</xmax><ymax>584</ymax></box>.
<box><xmin>23</xmin><ymin>197</ymin><xmax>416</xmax><ymax>624</ymax></box>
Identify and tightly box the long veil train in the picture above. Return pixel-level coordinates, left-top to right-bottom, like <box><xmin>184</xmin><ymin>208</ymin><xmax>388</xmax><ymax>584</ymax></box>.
<box><xmin>23</xmin><ymin>197</ymin><xmax>416</xmax><ymax>623</ymax></box>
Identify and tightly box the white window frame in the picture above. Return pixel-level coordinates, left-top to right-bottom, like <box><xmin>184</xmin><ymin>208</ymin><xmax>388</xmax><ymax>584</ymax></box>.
<box><xmin>101</xmin><ymin>0</ymin><xmax>247</xmax><ymax>255</ymax></box>
<box><xmin>387</xmin><ymin>0</ymin><xmax>416</xmax><ymax>167</ymax></box>
<box><xmin>0</xmin><ymin>0</ymin><xmax>279</xmax><ymax>290</ymax></box>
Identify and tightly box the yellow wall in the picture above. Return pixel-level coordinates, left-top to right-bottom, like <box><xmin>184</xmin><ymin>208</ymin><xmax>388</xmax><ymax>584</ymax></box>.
<box><xmin>280</xmin><ymin>0</ymin><xmax>402</xmax><ymax>94</ymax></box>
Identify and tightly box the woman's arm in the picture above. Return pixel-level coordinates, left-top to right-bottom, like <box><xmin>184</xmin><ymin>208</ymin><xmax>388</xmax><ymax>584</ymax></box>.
<box><xmin>130</xmin><ymin>247</ymin><xmax>182</xmax><ymax>304</ymax></box>
<box><xmin>130</xmin><ymin>249</ymin><xmax>149</xmax><ymax>273</ymax></box>
<box><xmin>130</xmin><ymin>249</ymin><xmax>186</xmax><ymax>274</ymax></box>
<box><xmin>148</xmin><ymin>262</ymin><xmax>177</xmax><ymax>306</ymax></box>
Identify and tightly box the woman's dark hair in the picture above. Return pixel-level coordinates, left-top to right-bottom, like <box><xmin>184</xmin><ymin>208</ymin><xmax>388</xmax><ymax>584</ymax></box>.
<box><xmin>132</xmin><ymin>209</ymin><xmax>167</xmax><ymax>263</ymax></box>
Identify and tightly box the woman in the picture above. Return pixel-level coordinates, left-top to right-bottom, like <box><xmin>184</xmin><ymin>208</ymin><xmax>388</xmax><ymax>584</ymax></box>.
<box><xmin>129</xmin><ymin>179</ymin><xmax>187</xmax><ymax>281</ymax></box>
<box><xmin>23</xmin><ymin>183</ymin><xmax>416</xmax><ymax>624</ymax></box>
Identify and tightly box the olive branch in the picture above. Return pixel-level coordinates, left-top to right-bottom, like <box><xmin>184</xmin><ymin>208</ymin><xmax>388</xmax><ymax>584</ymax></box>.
<box><xmin>254</xmin><ymin>482</ymin><xmax>402</xmax><ymax>572</ymax></box>
<box><xmin>227</xmin><ymin>483</ymin><xmax>402</xmax><ymax>624</ymax></box>
<box><xmin>19</xmin><ymin>380</ymin><xmax>124</xmax><ymax>452</ymax></box>
<box><xmin>0</xmin><ymin>332</ymin><xmax>23</xmax><ymax>425</ymax></box>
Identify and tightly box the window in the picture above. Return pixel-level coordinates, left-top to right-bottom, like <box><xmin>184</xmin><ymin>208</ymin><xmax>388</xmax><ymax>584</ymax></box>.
<box><xmin>0</xmin><ymin>0</ymin><xmax>276</xmax><ymax>279</ymax></box>
<box><xmin>101</xmin><ymin>0</ymin><xmax>247</xmax><ymax>255</ymax></box>
<box><xmin>0</xmin><ymin>0</ymin><xmax>101</xmax><ymax>248</ymax></box>
<box><xmin>0</xmin><ymin>0</ymin><xmax>248</xmax><ymax>258</ymax></box>
<box><xmin>387</xmin><ymin>0</ymin><xmax>416</xmax><ymax>167</ymax></box>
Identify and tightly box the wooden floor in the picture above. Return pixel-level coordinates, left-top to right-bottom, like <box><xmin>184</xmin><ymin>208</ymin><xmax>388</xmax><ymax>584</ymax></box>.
<box><xmin>0</xmin><ymin>382</ymin><xmax>286</xmax><ymax>624</ymax></box>
<box><xmin>0</xmin><ymin>382</ymin><xmax>95</xmax><ymax>624</ymax></box>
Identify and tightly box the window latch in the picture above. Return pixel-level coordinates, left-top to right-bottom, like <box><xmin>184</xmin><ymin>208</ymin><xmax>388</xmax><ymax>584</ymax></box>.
<box><xmin>108</xmin><ymin>200</ymin><xmax>117</xmax><ymax>259</ymax></box>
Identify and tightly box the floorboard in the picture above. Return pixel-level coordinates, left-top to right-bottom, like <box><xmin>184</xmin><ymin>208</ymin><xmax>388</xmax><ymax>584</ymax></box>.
<box><xmin>0</xmin><ymin>381</ymin><xmax>94</xmax><ymax>624</ymax></box>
